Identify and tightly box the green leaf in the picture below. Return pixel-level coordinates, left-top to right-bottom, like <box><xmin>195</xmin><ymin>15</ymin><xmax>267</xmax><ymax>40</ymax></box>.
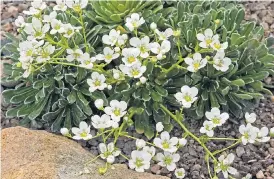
<box><xmin>231</xmin><ymin>79</ymin><xmax>245</xmax><ymax>87</ymax></box>
<box><xmin>151</xmin><ymin>90</ymin><xmax>162</xmax><ymax>102</ymax></box>
<box><xmin>67</xmin><ymin>91</ymin><xmax>77</xmax><ymax>104</ymax></box>
<box><xmin>154</xmin><ymin>85</ymin><xmax>168</xmax><ymax>97</ymax></box>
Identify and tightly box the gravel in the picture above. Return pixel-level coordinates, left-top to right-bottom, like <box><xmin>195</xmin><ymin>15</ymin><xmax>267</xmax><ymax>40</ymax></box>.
<box><xmin>1</xmin><ymin>1</ymin><xmax>274</xmax><ymax>179</ymax></box>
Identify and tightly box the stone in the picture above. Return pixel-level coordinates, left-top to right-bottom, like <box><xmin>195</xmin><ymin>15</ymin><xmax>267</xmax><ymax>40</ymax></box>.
<box><xmin>256</xmin><ymin>170</ymin><xmax>265</xmax><ymax>179</ymax></box>
<box><xmin>270</xmin><ymin>139</ymin><xmax>274</xmax><ymax>148</ymax></box>
<box><xmin>268</xmin><ymin>148</ymin><xmax>274</xmax><ymax>155</ymax></box>
<box><xmin>1</xmin><ymin>127</ymin><xmax>168</xmax><ymax>179</ymax></box>
<box><xmin>150</xmin><ymin>164</ymin><xmax>161</xmax><ymax>174</ymax></box>
<box><xmin>236</xmin><ymin>147</ymin><xmax>245</xmax><ymax>158</ymax></box>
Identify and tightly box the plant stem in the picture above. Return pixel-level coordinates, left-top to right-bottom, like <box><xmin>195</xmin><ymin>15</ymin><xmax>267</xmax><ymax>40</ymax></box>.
<box><xmin>120</xmin><ymin>153</ymin><xmax>130</xmax><ymax>160</ymax></box>
<box><xmin>79</xmin><ymin>10</ymin><xmax>88</xmax><ymax>51</ymax></box>
<box><xmin>208</xmin><ymin>137</ymin><xmax>238</xmax><ymax>141</ymax></box>
<box><xmin>121</xmin><ymin>134</ymin><xmax>157</xmax><ymax>148</ymax></box>
<box><xmin>164</xmin><ymin>57</ymin><xmax>185</xmax><ymax>73</ymax></box>
<box><xmin>159</xmin><ymin>104</ymin><xmax>217</xmax><ymax>162</ymax></box>
<box><xmin>212</xmin><ymin>140</ymin><xmax>241</xmax><ymax>155</ymax></box>
<box><xmin>85</xmin><ymin>155</ymin><xmax>101</xmax><ymax>165</ymax></box>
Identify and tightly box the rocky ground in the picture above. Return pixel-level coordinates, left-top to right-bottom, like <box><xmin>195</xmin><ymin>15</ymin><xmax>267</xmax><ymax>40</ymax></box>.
<box><xmin>1</xmin><ymin>1</ymin><xmax>274</xmax><ymax>179</ymax></box>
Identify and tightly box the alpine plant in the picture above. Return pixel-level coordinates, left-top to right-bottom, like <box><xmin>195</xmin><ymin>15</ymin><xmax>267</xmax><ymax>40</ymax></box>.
<box><xmin>1</xmin><ymin>1</ymin><xmax>274</xmax><ymax>179</ymax></box>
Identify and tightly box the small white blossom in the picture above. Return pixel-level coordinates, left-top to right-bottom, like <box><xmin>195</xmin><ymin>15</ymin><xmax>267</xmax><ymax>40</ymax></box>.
<box><xmin>119</xmin><ymin>62</ymin><xmax>147</xmax><ymax>78</ymax></box>
<box><xmin>96</xmin><ymin>47</ymin><xmax>119</xmax><ymax>64</ymax></box>
<box><xmin>175</xmin><ymin>168</ymin><xmax>186</xmax><ymax>179</ymax></box>
<box><xmin>255</xmin><ymin>127</ymin><xmax>270</xmax><ymax>143</ymax></box>
<box><xmin>155</xmin><ymin>28</ymin><xmax>173</xmax><ymax>41</ymax></box>
<box><xmin>150</xmin><ymin>22</ymin><xmax>157</xmax><ymax>30</ymax></box>
<box><xmin>71</xmin><ymin>121</ymin><xmax>92</xmax><ymax>140</ymax></box>
<box><xmin>130</xmin><ymin>36</ymin><xmax>150</xmax><ymax>58</ymax></box>
<box><xmin>54</xmin><ymin>0</ymin><xmax>67</xmax><ymax>11</ymax></box>
<box><xmin>24</xmin><ymin>18</ymin><xmax>50</xmax><ymax>39</ymax></box>
<box><xmin>117</xmin><ymin>34</ymin><xmax>128</xmax><ymax>46</ymax></box>
<box><xmin>129</xmin><ymin>150</ymin><xmax>152</xmax><ymax>172</ymax></box>
<box><xmin>114</xmin><ymin>47</ymin><xmax>120</xmax><ymax>52</ymax></box>
<box><xmin>156</xmin><ymin>122</ymin><xmax>164</xmax><ymax>132</ymax></box>
<box><xmin>136</xmin><ymin>139</ymin><xmax>146</xmax><ymax>149</ymax></box>
<box><xmin>200</xmin><ymin>120</ymin><xmax>214</xmax><ymax>137</ymax></box>
<box><xmin>50</xmin><ymin>19</ymin><xmax>65</xmax><ymax>34</ymax></box>
<box><xmin>87</xmin><ymin>72</ymin><xmax>107</xmax><ymax>92</ymax></box>
<box><xmin>23</xmin><ymin>0</ymin><xmax>46</xmax><ymax>15</ymax></box>
<box><xmin>121</xmin><ymin>48</ymin><xmax>140</xmax><ymax>66</ymax></box>
<box><xmin>125</xmin><ymin>13</ymin><xmax>145</xmax><ymax>31</ymax></box>
<box><xmin>91</xmin><ymin>114</ymin><xmax>113</xmax><ymax>129</ymax></box>
<box><xmin>140</xmin><ymin>76</ymin><xmax>147</xmax><ymax>84</ymax></box>
<box><xmin>211</xmin><ymin>40</ymin><xmax>228</xmax><ymax>51</ymax></box>
<box><xmin>205</xmin><ymin>108</ymin><xmax>229</xmax><ymax>127</ymax></box>
<box><xmin>174</xmin><ymin>85</ymin><xmax>198</xmax><ymax>108</ymax></box>
<box><xmin>213</xmin><ymin>51</ymin><xmax>231</xmax><ymax>72</ymax></box>
<box><xmin>245</xmin><ymin>112</ymin><xmax>256</xmax><ymax>124</ymax></box>
<box><xmin>36</xmin><ymin>43</ymin><xmax>55</xmax><ymax>63</ymax></box>
<box><xmin>102</xmin><ymin>29</ymin><xmax>120</xmax><ymax>46</ymax></box>
<box><xmin>79</xmin><ymin>53</ymin><xmax>96</xmax><ymax>69</ymax></box>
<box><xmin>149</xmin><ymin>40</ymin><xmax>171</xmax><ymax>59</ymax></box>
<box><xmin>15</xmin><ymin>16</ymin><xmax>26</xmax><ymax>28</ymax></box>
<box><xmin>104</xmin><ymin>100</ymin><xmax>127</xmax><ymax>121</ymax></box>
<box><xmin>184</xmin><ymin>53</ymin><xmax>207</xmax><ymax>72</ymax></box>
<box><xmin>239</xmin><ymin>123</ymin><xmax>257</xmax><ymax>145</ymax></box>
<box><xmin>153</xmin><ymin>131</ymin><xmax>178</xmax><ymax>153</ymax></box>
<box><xmin>99</xmin><ymin>142</ymin><xmax>120</xmax><ymax>164</ymax></box>
<box><xmin>60</xmin><ymin>128</ymin><xmax>69</xmax><ymax>136</ymax></box>
<box><xmin>196</xmin><ymin>28</ymin><xmax>219</xmax><ymax>48</ymax></box>
<box><xmin>94</xmin><ymin>99</ymin><xmax>104</xmax><ymax>110</ymax></box>
<box><xmin>66</xmin><ymin>0</ymin><xmax>88</xmax><ymax>11</ymax></box>
<box><xmin>43</xmin><ymin>11</ymin><xmax>57</xmax><ymax>23</ymax></box>
<box><xmin>156</xmin><ymin>152</ymin><xmax>180</xmax><ymax>171</ymax></box>
<box><xmin>216</xmin><ymin>153</ymin><xmax>237</xmax><ymax>179</ymax></box>
<box><xmin>178</xmin><ymin>138</ymin><xmax>187</xmax><ymax>146</ymax></box>
<box><xmin>66</xmin><ymin>49</ymin><xmax>83</xmax><ymax>62</ymax></box>
<box><xmin>142</xmin><ymin>146</ymin><xmax>156</xmax><ymax>157</ymax></box>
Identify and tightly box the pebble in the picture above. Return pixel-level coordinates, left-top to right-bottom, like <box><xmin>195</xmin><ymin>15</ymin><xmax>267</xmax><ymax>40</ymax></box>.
<box><xmin>268</xmin><ymin>148</ymin><xmax>274</xmax><ymax>155</ymax></box>
<box><xmin>150</xmin><ymin>164</ymin><xmax>161</xmax><ymax>174</ymax></box>
<box><xmin>270</xmin><ymin>139</ymin><xmax>274</xmax><ymax>148</ymax></box>
<box><xmin>236</xmin><ymin>147</ymin><xmax>245</xmax><ymax>157</ymax></box>
<box><xmin>256</xmin><ymin>170</ymin><xmax>265</xmax><ymax>178</ymax></box>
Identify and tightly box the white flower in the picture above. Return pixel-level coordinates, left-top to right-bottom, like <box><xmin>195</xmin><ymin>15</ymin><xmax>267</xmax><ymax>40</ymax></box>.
<box><xmin>66</xmin><ymin>0</ymin><xmax>88</xmax><ymax>11</ymax></box>
<box><xmin>71</xmin><ymin>121</ymin><xmax>92</xmax><ymax>140</ymax></box>
<box><xmin>114</xmin><ymin>47</ymin><xmax>120</xmax><ymax>52</ymax></box>
<box><xmin>91</xmin><ymin>114</ymin><xmax>112</xmax><ymax>129</ymax></box>
<box><xmin>149</xmin><ymin>40</ymin><xmax>171</xmax><ymax>59</ymax></box>
<box><xmin>96</xmin><ymin>47</ymin><xmax>119</xmax><ymax>64</ymax></box>
<box><xmin>24</xmin><ymin>18</ymin><xmax>50</xmax><ymax>39</ymax></box>
<box><xmin>216</xmin><ymin>153</ymin><xmax>237</xmax><ymax>179</ymax></box>
<box><xmin>50</xmin><ymin>19</ymin><xmax>65</xmax><ymax>34</ymax></box>
<box><xmin>196</xmin><ymin>28</ymin><xmax>219</xmax><ymax>48</ymax></box>
<box><xmin>87</xmin><ymin>72</ymin><xmax>107</xmax><ymax>92</ymax></box>
<box><xmin>242</xmin><ymin>173</ymin><xmax>252</xmax><ymax>179</ymax></box>
<box><xmin>99</xmin><ymin>142</ymin><xmax>120</xmax><ymax>164</ymax></box>
<box><xmin>184</xmin><ymin>53</ymin><xmax>207</xmax><ymax>72</ymax></box>
<box><xmin>239</xmin><ymin>123</ymin><xmax>257</xmax><ymax>145</ymax></box>
<box><xmin>156</xmin><ymin>152</ymin><xmax>180</xmax><ymax>171</ymax></box>
<box><xmin>153</xmin><ymin>131</ymin><xmax>178</xmax><ymax>153</ymax></box>
<box><xmin>175</xmin><ymin>168</ymin><xmax>186</xmax><ymax>178</ymax></box>
<box><xmin>136</xmin><ymin>139</ymin><xmax>146</xmax><ymax>149</ymax></box>
<box><xmin>43</xmin><ymin>11</ymin><xmax>57</xmax><ymax>23</ymax></box>
<box><xmin>205</xmin><ymin>108</ymin><xmax>229</xmax><ymax>127</ymax></box>
<box><xmin>211</xmin><ymin>40</ymin><xmax>228</xmax><ymax>51</ymax></box>
<box><xmin>174</xmin><ymin>85</ymin><xmax>198</xmax><ymax>108</ymax></box>
<box><xmin>23</xmin><ymin>0</ymin><xmax>46</xmax><ymax>15</ymax></box>
<box><xmin>129</xmin><ymin>150</ymin><xmax>152</xmax><ymax>172</ymax></box>
<box><xmin>117</xmin><ymin>34</ymin><xmax>128</xmax><ymax>46</ymax></box>
<box><xmin>119</xmin><ymin>62</ymin><xmax>146</xmax><ymax>78</ymax></box>
<box><xmin>60</xmin><ymin>128</ymin><xmax>69</xmax><ymax>136</ymax></box>
<box><xmin>150</xmin><ymin>22</ymin><xmax>157</xmax><ymax>30</ymax></box>
<box><xmin>94</xmin><ymin>99</ymin><xmax>104</xmax><ymax>110</ymax></box>
<box><xmin>36</xmin><ymin>43</ymin><xmax>55</xmax><ymax>63</ymax></box>
<box><xmin>245</xmin><ymin>112</ymin><xmax>256</xmax><ymax>124</ymax></box>
<box><xmin>54</xmin><ymin>0</ymin><xmax>67</xmax><ymax>11</ymax></box>
<box><xmin>66</xmin><ymin>49</ymin><xmax>83</xmax><ymax>62</ymax></box>
<box><xmin>140</xmin><ymin>76</ymin><xmax>147</xmax><ymax>84</ymax></box>
<box><xmin>125</xmin><ymin>13</ymin><xmax>145</xmax><ymax>31</ymax></box>
<box><xmin>156</xmin><ymin>122</ymin><xmax>164</xmax><ymax>132</ymax></box>
<box><xmin>102</xmin><ymin>29</ymin><xmax>120</xmax><ymax>46</ymax></box>
<box><xmin>200</xmin><ymin>120</ymin><xmax>215</xmax><ymax>137</ymax></box>
<box><xmin>63</xmin><ymin>24</ymin><xmax>80</xmax><ymax>38</ymax></box>
<box><xmin>178</xmin><ymin>138</ymin><xmax>187</xmax><ymax>146</ymax></box>
<box><xmin>270</xmin><ymin>127</ymin><xmax>274</xmax><ymax>137</ymax></box>
<box><xmin>79</xmin><ymin>53</ymin><xmax>96</xmax><ymax>69</ymax></box>
<box><xmin>121</xmin><ymin>48</ymin><xmax>140</xmax><ymax>66</ymax></box>
<box><xmin>155</xmin><ymin>28</ymin><xmax>173</xmax><ymax>41</ymax></box>
<box><xmin>213</xmin><ymin>51</ymin><xmax>231</xmax><ymax>72</ymax></box>
<box><xmin>255</xmin><ymin>127</ymin><xmax>270</xmax><ymax>143</ymax></box>
<box><xmin>142</xmin><ymin>146</ymin><xmax>155</xmax><ymax>157</ymax></box>
<box><xmin>15</xmin><ymin>16</ymin><xmax>26</xmax><ymax>28</ymax></box>
<box><xmin>104</xmin><ymin>100</ymin><xmax>127</xmax><ymax>121</ymax></box>
<box><xmin>130</xmin><ymin>36</ymin><xmax>150</xmax><ymax>58</ymax></box>
<box><xmin>23</xmin><ymin>7</ymin><xmax>40</xmax><ymax>15</ymax></box>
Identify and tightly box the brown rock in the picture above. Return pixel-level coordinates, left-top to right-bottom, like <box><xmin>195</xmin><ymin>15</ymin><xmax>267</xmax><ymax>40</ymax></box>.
<box><xmin>256</xmin><ymin>170</ymin><xmax>265</xmax><ymax>179</ymax></box>
<box><xmin>1</xmin><ymin>127</ymin><xmax>168</xmax><ymax>179</ymax></box>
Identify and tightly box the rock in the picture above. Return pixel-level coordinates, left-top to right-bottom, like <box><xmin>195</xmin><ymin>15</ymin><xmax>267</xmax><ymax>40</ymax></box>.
<box><xmin>150</xmin><ymin>164</ymin><xmax>161</xmax><ymax>174</ymax></box>
<box><xmin>268</xmin><ymin>148</ymin><xmax>274</xmax><ymax>155</ymax></box>
<box><xmin>270</xmin><ymin>139</ymin><xmax>274</xmax><ymax>148</ymax></box>
<box><xmin>1</xmin><ymin>127</ymin><xmax>168</xmax><ymax>179</ymax></box>
<box><xmin>236</xmin><ymin>147</ymin><xmax>245</xmax><ymax>158</ymax></box>
<box><xmin>256</xmin><ymin>170</ymin><xmax>265</xmax><ymax>179</ymax></box>
<box><xmin>192</xmin><ymin>164</ymin><xmax>201</xmax><ymax>171</ymax></box>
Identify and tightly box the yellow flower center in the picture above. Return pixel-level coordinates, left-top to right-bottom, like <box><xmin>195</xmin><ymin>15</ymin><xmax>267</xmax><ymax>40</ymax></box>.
<box><xmin>212</xmin><ymin>117</ymin><xmax>220</xmax><ymax>124</ymax></box>
<box><xmin>177</xmin><ymin>171</ymin><xmax>183</xmax><ymax>176</ymax></box>
<box><xmin>135</xmin><ymin>158</ymin><xmax>144</xmax><ymax>168</ymax></box>
<box><xmin>164</xmin><ymin>156</ymin><xmax>173</xmax><ymax>165</ymax></box>
<box><xmin>184</xmin><ymin>95</ymin><xmax>192</xmax><ymax>102</ymax></box>
<box><xmin>55</xmin><ymin>24</ymin><xmax>60</xmax><ymax>30</ymax></box>
<box><xmin>132</xmin><ymin>21</ymin><xmax>138</xmax><ymax>28</ymax></box>
<box><xmin>205</xmin><ymin>39</ymin><xmax>212</xmax><ymax>45</ymax></box>
<box><xmin>214</xmin><ymin>43</ymin><xmax>221</xmax><ymax>49</ymax></box>
<box><xmin>94</xmin><ymin>80</ymin><xmax>101</xmax><ymax>86</ymax></box>
<box><xmin>193</xmin><ymin>62</ymin><xmax>200</xmax><ymax>70</ymax></box>
<box><xmin>73</xmin><ymin>4</ymin><xmax>81</xmax><ymax>12</ymax></box>
<box><xmin>131</xmin><ymin>69</ymin><xmax>140</xmax><ymax>76</ymax></box>
<box><xmin>80</xmin><ymin>132</ymin><xmax>87</xmax><ymax>137</ymax></box>
<box><xmin>140</xmin><ymin>46</ymin><xmax>146</xmax><ymax>53</ymax></box>
<box><xmin>67</xmin><ymin>29</ymin><xmax>73</xmax><ymax>35</ymax></box>
<box><xmin>128</xmin><ymin>56</ymin><xmax>136</xmax><ymax>63</ymax></box>
<box><xmin>114</xmin><ymin>108</ymin><xmax>121</xmax><ymax>116</ymax></box>
<box><xmin>35</xmin><ymin>31</ymin><xmax>42</xmax><ymax>37</ymax></box>
<box><xmin>26</xmin><ymin>49</ymin><xmax>33</xmax><ymax>56</ymax></box>
<box><xmin>162</xmin><ymin>141</ymin><xmax>170</xmax><ymax>149</ymax></box>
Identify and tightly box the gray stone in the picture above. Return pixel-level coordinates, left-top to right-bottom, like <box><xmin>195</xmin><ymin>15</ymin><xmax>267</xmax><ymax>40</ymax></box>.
<box><xmin>236</xmin><ymin>147</ymin><xmax>245</xmax><ymax>158</ymax></box>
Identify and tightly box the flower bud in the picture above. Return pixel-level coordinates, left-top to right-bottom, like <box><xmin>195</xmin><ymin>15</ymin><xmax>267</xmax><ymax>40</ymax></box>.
<box><xmin>123</xmin><ymin>116</ymin><xmax>129</xmax><ymax>121</ymax></box>
<box><xmin>60</xmin><ymin>128</ymin><xmax>69</xmax><ymax>136</ymax></box>
<box><xmin>140</xmin><ymin>76</ymin><xmax>147</xmax><ymax>84</ymax></box>
<box><xmin>114</xmin><ymin>47</ymin><xmax>120</xmax><ymax>52</ymax></box>
<box><xmin>113</xmin><ymin>73</ymin><xmax>120</xmax><ymax>79</ymax></box>
<box><xmin>107</xmin><ymin>85</ymin><xmax>112</xmax><ymax>90</ymax></box>
<box><xmin>150</xmin><ymin>22</ymin><xmax>157</xmax><ymax>30</ymax></box>
<box><xmin>214</xmin><ymin>19</ymin><xmax>220</xmax><ymax>24</ymax></box>
<box><xmin>156</xmin><ymin>122</ymin><xmax>164</xmax><ymax>132</ymax></box>
<box><xmin>98</xmin><ymin>167</ymin><xmax>107</xmax><ymax>175</ymax></box>
<box><xmin>136</xmin><ymin>82</ymin><xmax>141</xmax><ymax>86</ymax></box>
<box><xmin>136</xmin><ymin>139</ymin><xmax>146</xmax><ymax>149</ymax></box>
<box><xmin>173</xmin><ymin>30</ymin><xmax>181</xmax><ymax>37</ymax></box>
<box><xmin>94</xmin><ymin>99</ymin><xmax>104</xmax><ymax>110</ymax></box>
<box><xmin>16</xmin><ymin>62</ymin><xmax>22</xmax><ymax>68</ymax></box>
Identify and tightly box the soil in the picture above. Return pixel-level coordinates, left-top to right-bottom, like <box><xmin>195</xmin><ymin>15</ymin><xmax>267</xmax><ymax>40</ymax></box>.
<box><xmin>1</xmin><ymin>1</ymin><xmax>274</xmax><ymax>179</ymax></box>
